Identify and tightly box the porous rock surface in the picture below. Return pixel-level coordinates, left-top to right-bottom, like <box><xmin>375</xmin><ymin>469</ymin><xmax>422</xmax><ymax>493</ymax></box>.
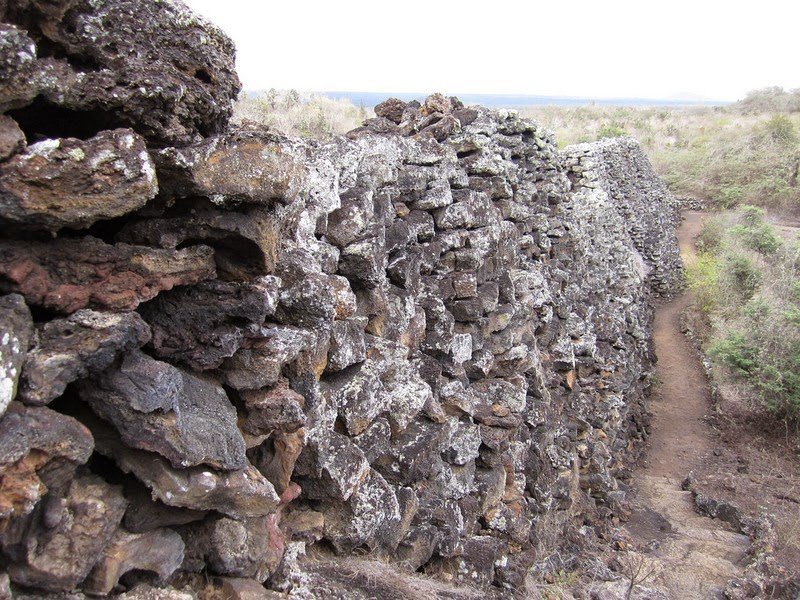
<box><xmin>0</xmin><ymin>2</ymin><xmax>682</xmax><ymax>597</ymax></box>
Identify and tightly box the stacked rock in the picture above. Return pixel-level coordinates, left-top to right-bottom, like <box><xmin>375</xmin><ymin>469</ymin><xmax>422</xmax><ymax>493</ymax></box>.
<box><xmin>0</xmin><ymin>1</ymin><xmax>682</xmax><ymax>597</ymax></box>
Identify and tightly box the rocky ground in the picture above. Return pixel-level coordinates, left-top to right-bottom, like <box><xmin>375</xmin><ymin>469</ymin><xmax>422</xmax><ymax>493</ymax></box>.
<box><xmin>0</xmin><ymin>1</ymin><xmax>720</xmax><ymax>599</ymax></box>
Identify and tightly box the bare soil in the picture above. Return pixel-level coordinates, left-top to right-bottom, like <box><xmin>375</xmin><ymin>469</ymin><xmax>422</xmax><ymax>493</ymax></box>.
<box><xmin>624</xmin><ymin>211</ymin><xmax>751</xmax><ymax>598</ymax></box>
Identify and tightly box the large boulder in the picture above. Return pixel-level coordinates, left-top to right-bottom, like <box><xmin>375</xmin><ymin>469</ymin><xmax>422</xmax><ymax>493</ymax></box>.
<box><xmin>3</xmin><ymin>0</ymin><xmax>241</xmax><ymax>146</ymax></box>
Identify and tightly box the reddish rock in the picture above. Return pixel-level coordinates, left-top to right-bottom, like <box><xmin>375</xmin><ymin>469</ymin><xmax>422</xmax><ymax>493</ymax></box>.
<box><xmin>0</xmin><ymin>237</ymin><xmax>216</xmax><ymax>314</ymax></box>
<box><xmin>250</xmin><ymin>430</ymin><xmax>305</xmax><ymax>495</ymax></box>
<box><xmin>0</xmin><ymin>130</ymin><xmax>157</xmax><ymax>231</ymax></box>
<box><xmin>374</xmin><ymin>98</ymin><xmax>408</xmax><ymax>124</ymax></box>
<box><xmin>0</xmin><ymin>403</ymin><xmax>93</xmax><ymax>530</ymax></box>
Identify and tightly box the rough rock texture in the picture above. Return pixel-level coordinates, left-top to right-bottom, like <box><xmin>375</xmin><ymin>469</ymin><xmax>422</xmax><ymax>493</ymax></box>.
<box><xmin>0</xmin><ymin>237</ymin><xmax>216</xmax><ymax>314</ymax></box>
<box><xmin>0</xmin><ymin>403</ymin><xmax>93</xmax><ymax>530</ymax></box>
<box><xmin>0</xmin><ymin>294</ymin><xmax>32</xmax><ymax>415</ymax></box>
<box><xmin>2</xmin><ymin>0</ymin><xmax>241</xmax><ymax>146</ymax></box>
<box><xmin>19</xmin><ymin>309</ymin><xmax>151</xmax><ymax>405</ymax></box>
<box><xmin>0</xmin><ymin>3</ymin><xmax>684</xmax><ymax>597</ymax></box>
<box><xmin>79</xmin><ymin>349</ymin><xmax>247</xmax><ymax>470</ymax></box>
<box><xmin>83</xmin><ymin>528</ymin><xmax>185</xmax><ymax>595</ymax></box>
<box><xmin>563</xmin><ymin>138</ymin><xmax>683</xmax><ymax>297</ymax></box>
<box><xmin>0</xmin><ymin>129</ymin><xmax>157</xmax><ymax>231</ymax></box>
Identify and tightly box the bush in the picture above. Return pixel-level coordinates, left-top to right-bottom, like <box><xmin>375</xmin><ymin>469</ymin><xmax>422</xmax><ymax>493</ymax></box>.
<box><xmin>597</xmin><ymin>123</ymin><xmax>627</xmax><ymax>139</ymax></box>
<box><xmin>709</xmin><ymin>332</ymin><xmax>758</xmax><ymax>376</ymax></box>
<box><xmin>691</xmin><ymin>210</ymin><xmax>800</xmax><ymax>423</ymax></box>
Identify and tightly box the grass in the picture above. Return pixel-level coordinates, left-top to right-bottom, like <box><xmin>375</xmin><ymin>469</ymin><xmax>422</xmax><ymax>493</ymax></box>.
<box><xmin>233</xmin><ymin>89</ymin><xmax>372</xmax><ymax>139</ymax></box>
<box><xmin>688</xmin><ymin>207</ymin><xmax>800</xmax><ymax>424</ymax></box>
<box><xmin>523</xmin><ymin>99</ymin><xmax>800</xmax><ymax>213</ymax></box>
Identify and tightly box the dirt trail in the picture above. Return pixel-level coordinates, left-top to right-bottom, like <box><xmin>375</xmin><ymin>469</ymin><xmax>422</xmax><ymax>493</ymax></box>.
<box><xmin>625</xmin><ymin>211</ymin><xmax>750</xmax><ymax>598</ymax></box>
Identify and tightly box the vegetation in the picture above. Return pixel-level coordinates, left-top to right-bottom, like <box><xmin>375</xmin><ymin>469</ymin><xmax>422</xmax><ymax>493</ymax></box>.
<box><xmin>688</xmin><ymin>207</ymin><xmax>800</xmax><ymax>423</ymax></box>
<box><xmin>523</xmin><ymin>92</ymin><xmax>800</xmax><ymax>213</ymax></box>
<box><xmin>233</xmin><ymin>89</ymin><xmax>371</xmax><ymax>139</ymax></box>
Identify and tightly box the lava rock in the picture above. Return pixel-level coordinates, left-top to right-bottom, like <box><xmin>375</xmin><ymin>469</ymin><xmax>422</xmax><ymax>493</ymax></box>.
<box><xmin>83</xmin><ymin>528</ymin><xmax>185</xmax><ymax>596</ymax></box>
<box><xmin>0</xmin><ymin>403</ymin><xmax>93</xmax><ymax>528</ymax></box>
<box><xmin>139</xmin><ymin>278</ymin><xmax>277</xmax><ymax>370</ymax></box>
<box><xmin>0</xmin><ymin>115</ymin><xmax>25</xmax><ymax>161</ymax></box>
<box><xmin>180</xmin><ymin>514</ymin><xmax>285</xmax><ymax>582</ymax></box>
<box><xmin>0</xmin><ymin>130</ymin><xmax>157</xmax><ymax>231</ymax></box>
<box><xmin>0</xmin><ymin>24</ymin><xmax>38</xmax><ymax>112</ymax></box>
<box><xmin>155</xmin><ymin>126</ymin><xmax>305</xmax><ymax>203</ymax></box>
<box><xmin>4</xmin><ymin>0</ymin><xmax>241</xmax><ymax>146</ymax></box>
<box><xmin>118</xmin><ymin>203</ymin><xmax>278</xmax><ymax>280</ymax></box>
<box><xmin>240</xmin><ymin>379</ymin><xmax>306</xmax><ymax>436</ymax></box>
<box><xmin>79</xmin><ymin>349</ymin><xmax>247</xmax><ymax>470</ymax></box>
<box><xmin>0</xmin><ymin>237</ymin><xmax>216</xmax><ymax>314</ymax></box>
<box><xmin>19</xmin><ymin>310</ymin><xmax>151</xmax><ymax>406</ymax></box>
<box><xmin>0</xmin><ymin>294</ymin><xmax>32</xmax><ymax>415</ymax></box>
<box><xmin>218</xmin><ymin>326</ymin><xmax>313</xmax><ymax>390</ymax></box>
<box><xmin>2</xmin><ymin>474</ymin><xmax>127</xmax><ymax>592</ymax></box>
<box><xmin>89</xmin><ymin>415</ymin><xmax>280</xmax><ymax>518</ymax></box>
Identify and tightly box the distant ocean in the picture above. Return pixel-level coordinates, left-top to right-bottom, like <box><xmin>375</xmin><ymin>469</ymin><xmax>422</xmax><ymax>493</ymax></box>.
<box><xmin>273</xmin><ymin>91</ymin><xmax>726</xmax><ymax>108</ymax></box>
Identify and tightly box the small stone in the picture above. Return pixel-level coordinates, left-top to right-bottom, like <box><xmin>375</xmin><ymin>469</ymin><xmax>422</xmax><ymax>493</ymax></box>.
<box><xmin>326</xmin><ymin>318</ymin><xmax>367</xmax><ymax>372</ymax></box>
<box><xmin>374</xmin><ymin>98</ymin><xmax>407</xmax><ymax>124</ymax></box>
<box><xmin>0</xmin><ymin>115</ymin><xmax>25</xmax><ymax>161</ymax></box>
<box><xmin>156</xmin><ymin>125</ymin><xmax>304</xmax><ymax>203</ymax></box>
<box><xmin>240</xmin><ymin>379</ymin><xmax>306</xmax><ymax>436</ymax></box>
<box><xmin>0</xmin><ymin>403</ymin><xmax>93</xmax><ymax>528</ymax></box>
<box><xmin>180</xmin><ymin>514</ymin><xmax>284</xmax><ymax>582</ymax></box>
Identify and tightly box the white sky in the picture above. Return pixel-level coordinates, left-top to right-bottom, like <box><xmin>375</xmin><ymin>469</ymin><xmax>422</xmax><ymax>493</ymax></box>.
<box><xmin>184</xmin><ymin>0</ymin><xmax>800</xmax><ymax>101</ymax></box>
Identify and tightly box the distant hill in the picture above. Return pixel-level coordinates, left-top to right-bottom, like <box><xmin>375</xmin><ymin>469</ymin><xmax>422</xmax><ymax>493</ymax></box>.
<box><xmin>244</xmin><ymin>90</ymin><xmax>727</xmax><ymax>108</ymax></box>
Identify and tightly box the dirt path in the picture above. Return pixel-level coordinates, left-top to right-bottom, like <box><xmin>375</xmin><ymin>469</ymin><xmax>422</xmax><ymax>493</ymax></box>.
<box><xmin>625</xmin><ymin>211</ymin><xmax>750</xmax><ymax>598</ymax></box>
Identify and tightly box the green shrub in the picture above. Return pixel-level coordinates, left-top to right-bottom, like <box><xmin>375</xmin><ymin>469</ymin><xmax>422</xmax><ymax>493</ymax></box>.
<box><xmin>724</xmin><ymin>254</ymin><xmax>761</xmax><ymax>299</ymax></box>
<box><xmin>687</xmin><ymin>252</ymin><xmax>722</xmax><ymax>313</ymax></box>
<box><xmin>597</xmin><ymin>123</ymin><xmax>627</xmax><ymax>139</ymax></box>
<box><xmin>709</xmin><ymin>332</ymin><xmax>758</xmax><ymax>376</ymax></box>
<box><xmin>696</xmin><ymin>219</ymin><xmax>724</xmax><ymax>252</ymax></box>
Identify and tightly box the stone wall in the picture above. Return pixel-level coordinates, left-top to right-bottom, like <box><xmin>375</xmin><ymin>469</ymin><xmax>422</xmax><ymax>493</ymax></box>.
<box><xmin>0</xmin><ymin>1</ymin><xmax>682</xmax><ymax>597</ymax></box>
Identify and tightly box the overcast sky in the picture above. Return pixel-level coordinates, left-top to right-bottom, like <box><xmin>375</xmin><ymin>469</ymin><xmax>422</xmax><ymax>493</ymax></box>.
<box><xmin>184</xmin><ymin>0</ymin><xmax>800</xmax><ymax>101</ymax></box>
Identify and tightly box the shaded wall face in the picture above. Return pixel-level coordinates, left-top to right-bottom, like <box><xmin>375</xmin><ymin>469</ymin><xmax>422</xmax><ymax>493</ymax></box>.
<box><xmin>0</xmin><ymin>3</ymin><xmax>682</xmax><ymax>596</ymax></box>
